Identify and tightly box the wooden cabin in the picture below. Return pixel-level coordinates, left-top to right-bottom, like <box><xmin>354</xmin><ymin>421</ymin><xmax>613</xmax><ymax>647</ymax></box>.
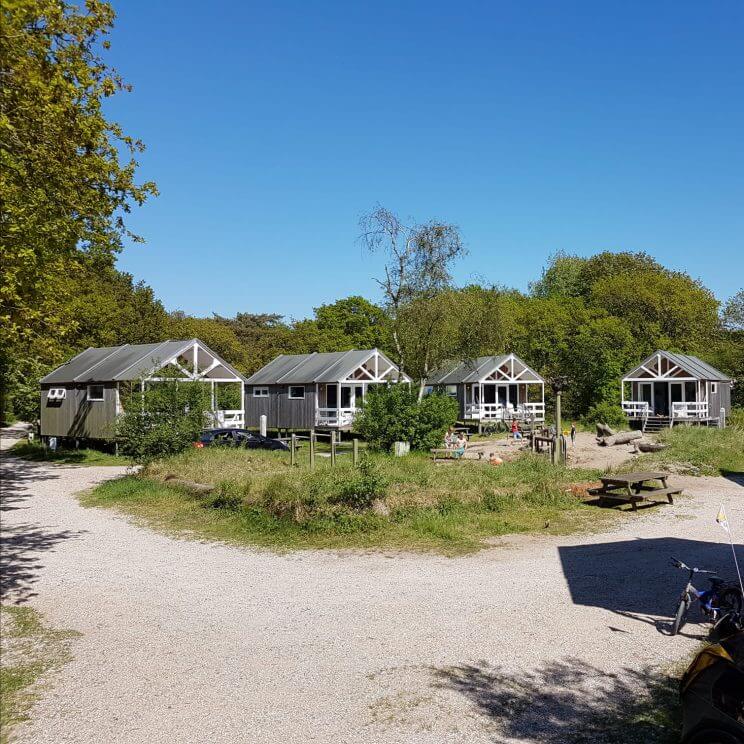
<box><xmin>40</xmin><ymin>339</ymin><xmax>247</xmax><ymax>442</ymax></box>
<box><xmin>244</xmin><ymin>349</ymin><xmax>410</xmax><ymax>430</ymax></box>
<box><xmin>621</xmin><ymin>350</ymin><xmax>733</xmax><ymax>429</ymax></box>
<box><xmin>427</xmin><ymin>354</ymin><xmax>546</xmax><ymax>424</ymax></box>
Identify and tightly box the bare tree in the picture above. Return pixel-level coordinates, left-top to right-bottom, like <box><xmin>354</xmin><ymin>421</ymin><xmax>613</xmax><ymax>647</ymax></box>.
<box><xmin>359</xmin><ymin>205</ymin><xmax>466</xmax><ymax>385</ymax></box>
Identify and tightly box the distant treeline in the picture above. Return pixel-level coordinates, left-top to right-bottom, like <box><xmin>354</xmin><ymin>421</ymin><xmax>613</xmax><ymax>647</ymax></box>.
<box><xmin>3</xmin><ymin>250</ymin><xmax>742</xmax><ymax>422</ymax></box>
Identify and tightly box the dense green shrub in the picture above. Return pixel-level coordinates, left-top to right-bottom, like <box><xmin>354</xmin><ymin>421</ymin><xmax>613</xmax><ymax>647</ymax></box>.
<box><xmin>116</xmin><ymin>380</ymin><xmax>210</xmax><ymax>463</ymax></box>
<box><xmin>583</xmin><ymin>401</ymin><xmax>627</xmax><ymax>428</ymax></box>
<box><xmin>332</xmin><ymin>456</ymin><xmax>387</xmax><ymax>509</ymax></box>
<box><xmin>353</xmin><ymin>384</ymin><xmax>458</xmax><ymax>451</ymax></box>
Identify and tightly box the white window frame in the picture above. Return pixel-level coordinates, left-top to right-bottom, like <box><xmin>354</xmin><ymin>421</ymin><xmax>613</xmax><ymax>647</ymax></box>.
<box><xmin>711</xmin><ymin>382</ymin><xmax>718</xmax><ymax>394</ymax></box>
<box><xmin>253</xmin><ymin>386</ymin><xmax>269</xmax><ymax>398</ymax></box>
<box><xmin>288</xmin><ymin>386</ymin><xmax>305</xmax><ymax>400</ymax></box>
<box><xmin>445</xmin><ymin>384</ymin><xmax>458</xmax><ymax>398</ymax></box>
<box><xmin>87</xmin><ymin>384</ymin><xmax>105</xmax><ymax>402</ymax></box>
<box><xmin>47</xmin><ymin>388</ymin><xmax>66</xmax><ymax>400</ymax></box>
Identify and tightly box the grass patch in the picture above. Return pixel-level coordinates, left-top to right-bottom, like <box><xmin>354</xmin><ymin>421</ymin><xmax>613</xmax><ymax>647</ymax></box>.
<box><xmin>634</xmin><ymin>425</ymin><xmax>744</xmax><ymax>476</ymax></box>
<box><xmin>8</xmin><ymin>439</ymin><xmax>129</xmax><ymax>466</ymax></box>
<box><xmin>0</xmin><ymin>605</ymin><xmax>79</xmax><ymax>743</ymax></box>
<box><xmin>83</xmin><ymin>447</ymin><xmax>615</xmax><ymax>553</ymax></box>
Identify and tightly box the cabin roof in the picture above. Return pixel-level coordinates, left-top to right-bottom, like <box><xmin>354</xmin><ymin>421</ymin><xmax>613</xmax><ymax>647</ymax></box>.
<box><xmin>427</xmin><ymin>354</ymin><xmax>545</xmax><ymax>385</ymax></box>
<box><xmin>245</xmin><ymin>349</ymin><xmax>405</xmax><ymax>384</ymax></box>
<box><xmin>40</xmin><ymin>340</ymin><xmax>247</xmax><ymax>384</ymax></box>
<box><xmin>624</xmin><ymin>350</ymin><xmax>732</xmax><ymax>382</ymax></box>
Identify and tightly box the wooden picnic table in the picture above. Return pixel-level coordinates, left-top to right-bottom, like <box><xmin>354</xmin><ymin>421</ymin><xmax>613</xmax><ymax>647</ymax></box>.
<box><xmin>589</xmin><ymin>471</ymin><xmax>681</xmax><ymax>511</ymax></box>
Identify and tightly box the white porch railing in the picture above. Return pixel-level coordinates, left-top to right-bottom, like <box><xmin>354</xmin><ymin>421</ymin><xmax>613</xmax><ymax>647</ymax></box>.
<box><xmin>464</xmin><ymin>402</ymin><xmax>545</xmax><ymax>422</ymax></box>
<box><xmin>672</xmin><ymin>402</ymin><xmax>709</xmax><ymax>419</ymax></box>
<box><xmin>316</xmin><ymin>407</ymin><xmax>356</xmax><ymax>427</ymax></box>
<box><xmin>210</xmin><ymin>409</ymin><xmax>245</xmax><ymax>428</ymax></box>
<box><xmin>622</xmin><ymin>401</ymin><xmax>650</xmax><ymax>418</ymax></box>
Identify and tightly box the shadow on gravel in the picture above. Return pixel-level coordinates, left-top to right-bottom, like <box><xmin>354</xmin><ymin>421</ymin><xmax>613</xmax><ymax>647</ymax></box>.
<box><xmin>0</xmin><ymin>454</ymin><xmax>63</xmax><ymax>512</ymax></box>
<box><xmin>433</xmin><ymin>658</ymin><xmax>680</xmax><ymax>743</ymax></box>
<box><xmin>1</xmin><ymin>454</ymin><xmax>85</xmax><ymax>603</ymax></box>
<box><xmin>558</xmin><ymin>537</ymin><xmax>744</xmax><ymax>634</ymax></box>
<box><xmin>0</xmin><ymin>522</ymin><xmax>86</xmax><ymax>603</ymax></box>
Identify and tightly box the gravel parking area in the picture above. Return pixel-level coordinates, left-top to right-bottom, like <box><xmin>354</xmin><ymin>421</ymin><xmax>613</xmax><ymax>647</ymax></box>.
<box><xmin>2</xmin><ymin>426</ymin><xmax>743</xmax><ymax>743</ymax></box>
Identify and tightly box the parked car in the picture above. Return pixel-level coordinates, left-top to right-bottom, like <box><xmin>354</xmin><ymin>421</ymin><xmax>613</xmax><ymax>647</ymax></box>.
<box><xmin>680</xmin><ymin>630</ymin><xmax>744</xmax><ymax>743</ymax></box>
<box><xmin>194</xmin><ymin>429</ymin><xmax>289</xmax><ymax>451</ymax></box>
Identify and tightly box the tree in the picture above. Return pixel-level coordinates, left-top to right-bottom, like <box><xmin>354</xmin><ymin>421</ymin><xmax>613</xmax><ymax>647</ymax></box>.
<box><xmin>1</xmin><ymin>0</ymin><xmax>156</xmax><ymax>414</ymax></box>
<box><xmin>588</xmin><ymin>271</ymin><xmax>719</xmax><ymax>355</ymax></box>
<box><xmin>168</xmin><ymin>315</ymin><xmax>250</xmax><ymax>373</ymax></box>
<box><xmin>312</xmin><ymin>296</ymin><xmax>391</xmax><ymax>350</ymax></box>
<box><xmin>359</xmin><ymin>206</ymin><xmax>466</xmax><ymax>377</ymax></box>
<box><xmin>722</xmin><ymin>290</ymin><xmax>744</xmax><ymax>332</ymax></box>
<box><xmin>353</xmin><ymin>385</ymin><xmax>458</xmax><ymax>451</ymax></box>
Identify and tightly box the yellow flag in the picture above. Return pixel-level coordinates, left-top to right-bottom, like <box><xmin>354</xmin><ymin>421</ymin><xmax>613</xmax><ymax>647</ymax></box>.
<box><xmin>716</xmin><ymin>505</ymin><xmax>730</xmax><ymax>533</ymax></box>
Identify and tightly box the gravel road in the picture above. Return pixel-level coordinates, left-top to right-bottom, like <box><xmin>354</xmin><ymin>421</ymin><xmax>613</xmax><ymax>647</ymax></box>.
<box><xmin>2</xmin><ymin>426</ymin><xmax>743</xmax><ymax>743</ymax></box>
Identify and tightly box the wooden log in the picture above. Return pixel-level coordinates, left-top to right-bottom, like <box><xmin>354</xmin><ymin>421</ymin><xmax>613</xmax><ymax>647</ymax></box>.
<box><xmin>599</xmin><ymin>430</ymin><xmax>643</xmax><ymax>447</ymax></box>
<box><xmin>596</xmin><ymin>423</ymin><xmax>616</xmax><ymax>438</ymax></box>
<box><xmin>163</xmin><ymin>475</ymin><xmax>214</xmax><ymax>494</ymax></box>
<box><xmin>635</xmin><ymin>441</ymin><xmax>666</xmax><ymax>453</ymax></box>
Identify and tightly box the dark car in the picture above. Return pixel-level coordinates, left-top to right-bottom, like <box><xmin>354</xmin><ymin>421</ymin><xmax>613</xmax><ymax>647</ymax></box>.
<box><xmin>681</xmin><ymin>630</ymin><xmax>744</xmax><ymax>743</ymax></box>
<box><xmin>194</xmin><ymin>429</ymin><xmax>289</xmax><ymax>451</ymax></box>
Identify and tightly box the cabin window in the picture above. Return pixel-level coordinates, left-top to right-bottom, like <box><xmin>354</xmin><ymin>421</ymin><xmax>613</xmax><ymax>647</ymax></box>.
<box><xmin>445</xmin><ymin>385</ymin><xmax>458</xmax><ymax>398</ymax></box>
<box><xmin>288</xmin><ymin>386</ymin><xmax>305</xmax><ymax>400</ymax></box>
<box><xmin>253</xmin><ymin>387</ymin><xmax>269</xmax><ymax>397</ymax></box>
<box><xmin>47</xmin><ymin>388</ymin><xmax>66</xmax><ymax>400</ymax></box>
<box><xmin>711</xmin><ymin>383</ymin><xmax>718</xmax><ymax>394</ymax></box>
<box><xmin>87</xmin><ymin>384</ymin><xmax>105</xmax><ymax>402</ymax></box>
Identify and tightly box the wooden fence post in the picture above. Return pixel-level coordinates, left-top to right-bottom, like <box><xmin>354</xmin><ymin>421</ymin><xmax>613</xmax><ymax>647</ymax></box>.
<box><xmin>290</xmin><ymin>433</ymin><xmax>296</xmax><ymax>466</ymax></box>
<box><xmin>352</xmin><ymin>438</ymin><xmax>359</xmax><ymax>467</ymax></box>
<box><xmin>309</xmin><ymin>429</ymin><xmax>315</xmax><ymax>470</ymax></box>
<box><xmin>331</xmin><ymin>430</ymin><xmax>337</xmax><ymax>466</ymax></box>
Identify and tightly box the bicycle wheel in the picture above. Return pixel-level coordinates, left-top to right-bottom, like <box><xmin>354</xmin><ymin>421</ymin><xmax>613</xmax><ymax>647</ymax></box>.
<box><xmin>672</xmin><ymin>596</ymin><xmax>690</xmax><ymax>635</ymax></box>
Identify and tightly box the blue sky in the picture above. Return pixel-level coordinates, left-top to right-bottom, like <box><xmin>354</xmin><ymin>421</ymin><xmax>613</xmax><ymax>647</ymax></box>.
<box><xmin>107</xmin><ymin>0</ymin><xmax>744</xmax><ymax>320</ymax></box>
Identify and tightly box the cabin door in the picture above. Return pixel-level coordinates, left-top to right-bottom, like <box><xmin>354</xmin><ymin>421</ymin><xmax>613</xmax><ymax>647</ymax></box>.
<box><xmin>653</xmin><ymin>382</ymin><xmax>668</xmax><ymax>416</ymax></box>
<box><xmin>640</xmin><ymin>383</ymin><xmax>653</xmax><ymax>407</ymax></box>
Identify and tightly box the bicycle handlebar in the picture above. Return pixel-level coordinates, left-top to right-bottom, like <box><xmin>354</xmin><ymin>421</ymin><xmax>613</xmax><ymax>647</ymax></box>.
<box><xmin>670</xmin><ymin>556</ymin><xmax>716</xmax><ymax>574</ymax></box>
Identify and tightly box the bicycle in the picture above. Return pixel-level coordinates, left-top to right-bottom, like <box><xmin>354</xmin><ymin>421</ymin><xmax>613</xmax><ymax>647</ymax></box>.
<box><xmin>670</xmin><ymin>557</ymin><xmax>743</xmax><ymax>636</ymax></box>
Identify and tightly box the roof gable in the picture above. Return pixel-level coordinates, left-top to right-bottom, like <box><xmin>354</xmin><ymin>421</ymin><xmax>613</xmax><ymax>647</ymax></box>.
<box><xmin>245</xmin><ymin>349</ymin><xmax>409</xmax><ymax>385</ymax></box>
<box><xmin>623</xmin><ymin>350</ymin><xmax>731</xmax><ymax>381</ymax></box>
<box><xmin>40</xmin><ymin>340</ymin><xmax>247</xmax><ymax>384</ymax></box>
<box><xmin>427</xmin><ymin>354</ymin><xmax>545</xmax><ymax>385</ymax></box>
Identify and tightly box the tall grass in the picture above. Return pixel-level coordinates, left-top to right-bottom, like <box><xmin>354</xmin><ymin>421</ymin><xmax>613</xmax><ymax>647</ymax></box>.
<box><xmin>637</xmin><ymin>425</ymin><xmax>744</xmax><ymax>475</ymax></box>
<box><xmin>85</xmin><ymin>448</ymin><xmax>609</xmax><ymax>553</ymax></box>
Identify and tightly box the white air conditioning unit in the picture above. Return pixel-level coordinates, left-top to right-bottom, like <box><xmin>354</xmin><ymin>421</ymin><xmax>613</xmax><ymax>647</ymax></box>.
<box><xmin>47</xmin><ymin>388</ymin><xmax>66</xmax><ymax>400</ymax></box>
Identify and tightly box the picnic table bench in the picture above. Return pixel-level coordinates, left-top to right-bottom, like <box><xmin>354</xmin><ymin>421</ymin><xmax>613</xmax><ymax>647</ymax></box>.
<box><xmin>588</xmin><ymin>471</ymin><xmax>681</xmax><ymax>511</ymax></box>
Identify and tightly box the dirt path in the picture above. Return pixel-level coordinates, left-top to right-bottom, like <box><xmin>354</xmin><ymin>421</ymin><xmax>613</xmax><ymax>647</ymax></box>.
<box><xmin>2</xmin><ymin>428</ymin><xmax>743</xmax><ymax>743</ymax></box>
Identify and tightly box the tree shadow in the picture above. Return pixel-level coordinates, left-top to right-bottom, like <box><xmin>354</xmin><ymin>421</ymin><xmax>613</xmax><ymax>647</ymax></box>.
<box><xmin>433</xmin><ymin>657</ymin><xmax>680</xmax><ymax>743</ymax></box>
<box><xmin>557</xmin><ymin>537</ymin><xmax>744</xmax><ymax>634</ymax></box>
<box><xmin>1</xmin><ymin>455</ymin><xmax>86</xmax><ymax>603</ymax></box>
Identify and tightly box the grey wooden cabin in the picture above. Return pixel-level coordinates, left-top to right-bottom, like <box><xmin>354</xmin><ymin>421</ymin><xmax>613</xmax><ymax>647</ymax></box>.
<box><xmin>426</xmin><ymin>354</ymin><xmax>546</xmax><ymax>423</ymax></box>
<box><xmin>40</xmin><ymin>339</ymin><xmax>247</xmax><ymax>442</ymax></box>
<box><xmin>621</xmin><ymin>350</ymin><xmax>733</xmax><ymax>428</ymax></box>
<box><xmin>244</xmin><ymin>349</ymin><xmax>410</xmax><ymax>431</ymax></box>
